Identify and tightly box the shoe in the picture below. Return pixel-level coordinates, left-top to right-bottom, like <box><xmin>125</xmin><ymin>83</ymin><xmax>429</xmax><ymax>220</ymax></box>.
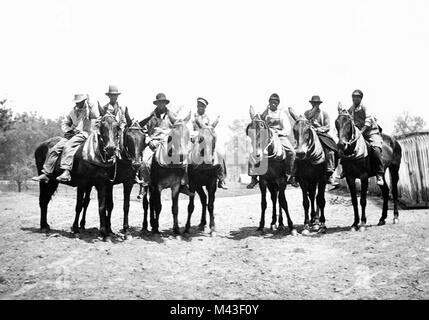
<box><xmin>218</xmin><ymin>181</ymin><xmax>228</xmax><ymax>190</ymax></box>
<box><xmin>246</xmin><ymin>177</ymin><xmax>259</xmax><ymax>189</ymax></box>
<box><xmin>56</xmin><ymin>170</ymin><xmax>72</xmax><ymax>182</ymax></box>
<box><xmin>179</xmin><ymin>185</ymin><xmax>195</xmax><ymax>197</ymax></box>
<box><xmin>376</xmin><ymin>175</ymin><xmax>384</xmax><ymax>186</ymax></box>
<box><xmin>32</xmin><ymin>173</ymin><xmax>50</xmax><ymax>183</ymax></box>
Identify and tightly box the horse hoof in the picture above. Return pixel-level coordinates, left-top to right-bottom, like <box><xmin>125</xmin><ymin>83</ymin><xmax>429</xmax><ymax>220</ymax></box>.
<box><xmin>302</xmin><ymin>229</ymin><xmax>310</xmax><ymax>236</ymax></box>
<box><xmin>270</xmin><ymin>224</ymin><xmax>276</xmax><ymax>231</ymax></box>
<box><xmin>359</xmin><ymin>226</ymin><xmax>366</xmax><ymax>232</ymax></box>
<box><xmin>350</xmin><ymin>226</ymin><xmax>358</xmax><ymax>232</ymax></box>
<box><xmin>290</xmin><ymin>229</ymin><xmax>298</xmax><ymax>236</ymax></box>
<box><xmin>211</xmin><ymin>231</ymin><xmax>217</xmax><ymax>238</ymax></box>
<box><xmin>319</xmin><ymin>226</ymin><xmax>327</xmax><ymax>234</ymax></box>
<box><xmin>104</xmin><ymin>236</ymin><xmax>113</xmax><ymax>243</ymax></box>
<box><xmin>198</xmin><ymin>225</ymin><xmax>205</xmax><ymax>231</ymax></box>
<box><xmin>40</xmin><ymin>225</ymin><xmax>51</xmax><ymax>233</ymax></box>
<box><xmin>377</xmin><ymin>220</ymin><xmax>386</xmax><ymax>226</ymax></box>
<box><xmin>312</xmin><ymin>224</ymin><xmax>320</xmax><ymax>232</ymax></box>
<box><xmin>393</xmin><ymin>218</ymin><xmax>399</xmax><ymax>224</ymax></box>
<box><xmin>257</xmin><ymin>228</ymin><xmax>264</xmax><ymax>234</ymax></box>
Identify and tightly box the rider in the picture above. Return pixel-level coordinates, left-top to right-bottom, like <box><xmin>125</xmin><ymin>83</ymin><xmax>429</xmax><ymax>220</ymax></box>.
<box><xmin>102</xmin><ymin>85</ymin><xmax>127</xmax><ymax>153</ymax></box>
<box><xmin>303</xmin><ymin>95</ymin><xmax>338</xmax><ymax>185</ymax></box>
<box><xmin>32</xmin><ymin>94</ymin><xmax>98</xmax><ymax>183</ymax></box>
<box><xmin>347</xmin><ymin>89</ymin><xmax>384</xmax><ymax>186</ymax></box>
<box><xmin>138</xmin><ymin>93</ymin><xmax>194</xmax><ymax>196</ymax></box>
<box><xmin>246</xmin><ymin>93</ymin><xmax>297</xmax><ymax>189</ymax></box>
<box><xmin>190</xmin><ymin>97</ymin><xmax>228</xmax><ymax>190</ymax></box>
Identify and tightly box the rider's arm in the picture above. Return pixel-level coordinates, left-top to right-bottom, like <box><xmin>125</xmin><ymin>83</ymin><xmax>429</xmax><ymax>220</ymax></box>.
<box><xmin>61</xmin><ymin>111</ymin><xmax>74</xmax><ymax>133</ymax></box>
<box><xmin>316</xmin><ymin>111</ymin><xmax>331</xmax><ymax>133</ymax></box>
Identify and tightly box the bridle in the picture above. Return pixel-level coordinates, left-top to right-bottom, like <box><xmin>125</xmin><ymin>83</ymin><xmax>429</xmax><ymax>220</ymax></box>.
<box><xmin>247</xmin><ymin>115</ymin><xmax>276</xmax><ymax>159</ymax></box>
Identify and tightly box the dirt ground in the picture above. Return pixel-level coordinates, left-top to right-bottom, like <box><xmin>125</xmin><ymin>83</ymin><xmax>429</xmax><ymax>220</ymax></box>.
<box><xmin>0</xmin><ymin>182</ymin><xmax>428</xmax><ymax>300</ymax></box>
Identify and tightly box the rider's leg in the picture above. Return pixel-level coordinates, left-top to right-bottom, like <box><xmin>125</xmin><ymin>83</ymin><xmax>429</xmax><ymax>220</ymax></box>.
<box><xmin>32</xmin><ymin>138</ymin><xmax>68</xmax><ymax>182</ymax></box>
<box><xmin>57</xmin><ymin>133</ymin><xmax>87</xmax><ymax>182</ymax></box>
<box><xmin>371</xmin><ymin>146</ymin><xmax>384</xmax><ymax>186</ymax></box>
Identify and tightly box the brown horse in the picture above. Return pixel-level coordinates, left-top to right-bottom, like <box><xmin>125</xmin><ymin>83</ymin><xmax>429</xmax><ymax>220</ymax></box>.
<box><xmin>335</xmin><ymin>106</ymin><xmax>402</xmax><ymax>231</ymax></box>
<box><xmin>289</xmin><ymin>109</ymin><xmax>330</xmax><ymax>234</ymax></box>
<box><xmin>185</xmin><ymin>123</ymin><xmax>221</xmax><ymax>236</ymax></box>
<box><xmin>34</xmin><ymin>105</ymin><xmax>121</xmax><ymax>240</ymax></box>
<box><xmin>73</xmin><ymin>108</ymin><xmax>147</xmax><ymax>238</ymax></box>
<box><xmin>148</xmin><ymin>113</ymin><xmax>192</xmax><ymax>235</ymax></box>
<box><xmin>246</xmin><ymin>106</ymin><xmax>297</xmax><ymax>235</ymax></box>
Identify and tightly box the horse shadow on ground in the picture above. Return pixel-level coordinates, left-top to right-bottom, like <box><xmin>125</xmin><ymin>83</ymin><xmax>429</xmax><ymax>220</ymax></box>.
<box><xmin>227</xmin><ymin>223</ymin><xmax>378</xmax><ymax>240</ymax></box>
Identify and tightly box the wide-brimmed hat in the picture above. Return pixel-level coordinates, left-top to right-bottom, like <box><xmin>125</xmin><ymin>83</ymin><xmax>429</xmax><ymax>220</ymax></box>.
<box><xmin>309</xmin><ymin>95</ymin><xmax>323</xmax><ymax>104</ymax></box>
<box><xmin>72</xmin><ymin>94</ymin><xmax>88</xmax><ymax>103</ymax></box>
<box><xmin>352</xmin><ymin>89</ymin><xmax>363</xmax><ymax>97</ymax></box>
<box><xmin>197</xmin><ymin>97</ymin><xmax>208</xmax><ymax>107</ymax></box>
<box><xmin>106</xmin><ymin>85</ymin><xmax>121</xmax><ymax>96</ymax></box>
<box><xmin>153</xmin><ymin>93</ymin><xmax>170</xmax><ymax>105</ymax></box>
<box><xmin>269</xmin><ymin>93</ymin><xmax>280</xmax><ymax>102</ymax></box>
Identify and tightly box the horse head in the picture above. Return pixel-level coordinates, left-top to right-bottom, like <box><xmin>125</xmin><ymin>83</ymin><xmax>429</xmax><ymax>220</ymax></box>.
<box><xmin>97</xmin><ymin>102</ymin><xmax>121</xmax><ymax>161</ymax></box>
<box><xmin>168</xmin><ymin>111</ymin><xmax>191</xmax><ymax>163</ymax></box>
<box><xmin>289</xmin><ymin>107</ymin><xmax>313</xmax><ymax>160</ymax></box>
<box><xmin>123</xmin><ymin>107</ymin><xmax>146</xmax><ymax>170</ymax></box>
<box><xmin>335</xmin><ymin>103</ymin><xmax>356</xmax><ymax>153</ymax></box>
<box><xmin>246</xmin><ymin>106</ymin><xmax>271</xmax><ymax>159</ymax></box>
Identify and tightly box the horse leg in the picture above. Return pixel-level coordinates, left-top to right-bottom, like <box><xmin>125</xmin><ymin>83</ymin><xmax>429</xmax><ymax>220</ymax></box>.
<box><xmin>207</xmin><ymin>182</ymin><xmax>216</xmax><ymax>236</ymax></box>
<box><xmin>122</xmin><ymin>182</ymin><xmax>133</xmax><ymax>236</ymax></box>
<box><xmin>346</xmin><ymin>177</ymin><xmax>360</xmax><ymax>231</ymax></box>
<box><xmin>142</xmin><ymin>187</ymin><xmax>149</xmax><ymax>230</ymax></box>
<box><xmin>149</xmin><ymin>187</ymin><xmax>157</xmax><ymax>234</ymax></box>
<box><xmin>390</xmin><ymin>167</ymin><xmax>400</xmax><ymax>224</ymax></box>
<box><xmin>151</xmin><ymin>187</ymin><xmax>162</xmax><ymax>235</ymax></box>
<box><xmin>378</xmin><ymin>177</ymin><xmax>390</xmax><ymax>226</ymax></box>
<box><xmin>278</xmin><ymin>184</ymin><xmax>297</xmax><ymax>236</ymax></box>
<box><xmin>95</xmin><ymin>184</ymin><xmax>108</xmax><ymax>239</ymax></box>
<box><xmin>72</xmin><ymin>186</ymin><xmax>85</xmax><ymax>234</ymax></box>
<box><xmin>39</xmin><ymin>181</ymin><xmax>59</xmax><ymax>232</ymax></box>
<box><xmin>269</xmin><ymin>186</ymin><xmax>278</xmax><ymax>230</ymax></box>
<box><xmin>171</xmin><ymin>184</ymin><xmax>181</xmax><ymax>235</ymax></box>
<box><xmin>317</xmin><ymin>181</ymin><xmax>327</xmax><ymax>233</ymax></box>
<box><xmin>105</xmin><ymin>183</ymin><xmax>114</xmax><ymax>236</ymax></box>
<box><xmin>257</xmin><ymin>181</ymin><xmax>267</xmax><ymax>232</ymax></box>
<box><xmin>359</xmin><ymin>178</ymin><xmax>369</xmax><ymax>231</ymax></box>
<box><xmin>196</xmin><ymin>186</ymin><xmax>207</xmax><ymax>231</ymax></box>
<box><xmin>184</xmin><ymin>194</ymin><xmax>195</xmax><ymax>234</ymax></box>
<box><xmin>309</xmin><ymin>183</ymin><xmax>319</xmax><ymax>231</ymax></box>
<box><xmin>80</xmin><ymin>184</ymin><xmax>92</xmax><ymax>230</ymax></box>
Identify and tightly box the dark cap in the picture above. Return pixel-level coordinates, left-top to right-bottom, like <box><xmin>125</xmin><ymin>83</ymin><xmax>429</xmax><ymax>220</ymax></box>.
<box><xmin>352</xmin><ymin>89</ymin><xmax>363</xmax><ymax>97</ymax></box>
<box><xmin>269</xmin><ymin>93</ymin><xmax>280</xmax><ymax>102</ymax></box>
<box><xmin>309</xmin><ymin>95</ymin><xmax>323</xmax><ymax>104</ymax></box>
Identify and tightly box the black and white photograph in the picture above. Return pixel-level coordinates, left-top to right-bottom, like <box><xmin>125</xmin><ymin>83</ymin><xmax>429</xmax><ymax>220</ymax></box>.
<box><xmin>0</xmin><ymin>0</ymin><xmax>428</xmax><ymax>307</ymax></box>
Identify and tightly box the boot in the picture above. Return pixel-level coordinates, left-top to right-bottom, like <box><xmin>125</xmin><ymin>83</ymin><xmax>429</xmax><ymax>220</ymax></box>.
<box><xmin>56</xmin><ymin>170</ymin><xmax>72</xmax><ymax>182</ymax></box>
<box><xmin>287</xmin><ymin>175</ymin><xmax>299</xmax><ymax>188</ymax></box>
<box><xmin>179</xmin><ymin>184</ymin><xmax>195</xmax><ymax>197</ymax></box>
<box><xmin>217</xmin><ymin>180</ymin><xmax>228</xmax><ymax>190</ymax></box>
<box><xmin>32</xmin><ymin>173</ymin><xmax>51</xmax><ymax>183</ymax></box>
<box><xmin>247</xmin><ymin>176</ymin><xmax>259</xmax><ymax>189</ymax></box>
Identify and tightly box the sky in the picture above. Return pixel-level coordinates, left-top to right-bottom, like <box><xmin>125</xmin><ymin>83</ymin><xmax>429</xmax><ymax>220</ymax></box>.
<box><xmin>1</xmin><ymin>0</ymin><xmax>429</xmax><ymax>145</ymax></box>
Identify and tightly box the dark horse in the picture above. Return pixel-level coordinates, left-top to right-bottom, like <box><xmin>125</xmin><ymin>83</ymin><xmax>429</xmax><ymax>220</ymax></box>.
<box><xmin>148</xmin><ymin>112</ymin><xmax>192</xmax><ymax>235</ymax></box>
<box><xmin>72</xmin><ymin>108</ymin><xmax>147</xmax><ymax>238</ymax></box>
<box><xmin>34</xmin><ymin>105</ymin><xmax>121</xmax><ymax>239</ymax></box>
<box><xmin>335</xmin><ymin>106</ymin><xmax>402</xmax><ymax>231</ymax></box>
<box><xmin>246</xmin><ymin>106</ymin><xmax>297</xmax><ymax>235</ymax></box>
<box><xmin>185</xmin><ymin>123</ymin><xmax>221</xmax><ymax>236</ymax></box>
<box><xmin>289</xmin><ymin>109</ymin><xmax>332</xmax><ymax>235</ymax></box>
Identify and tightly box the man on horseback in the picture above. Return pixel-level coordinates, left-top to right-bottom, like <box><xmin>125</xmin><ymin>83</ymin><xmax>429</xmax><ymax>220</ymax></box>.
<box><xmin>303</xmin><ymin>95</ymin><xmax>339</xmax><ymax>185</ymax></box>
<box><xmin>247</xmin><ymin>93</ymin><xmax>296</xmax><ymax>188</ymax></box>
<box><xmin>190</xmin><ymin>97</ymin><xmax>228</xmax><ymax>189</ymax></box>
<box><xmin>348</xmin><ymin>89</ymin><xmax>384</xmax><ymax>186</ymax></box>
<box><xmin>138</xmin><ymin>93</ymin><xmax>194</xmax><ymax>196</ymax></box>
<box><xmin>32</xmin><ymin>94</ymin><xmax>98</xmax><ymax>183</ymax></box>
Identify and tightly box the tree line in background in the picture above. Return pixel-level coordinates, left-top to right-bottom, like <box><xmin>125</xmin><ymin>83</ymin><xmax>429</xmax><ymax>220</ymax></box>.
<box><xmin>0</xmin><ymin>98</ymin><xmax>427</xmax><ymax>192</ymax></box>
<box><xmin>0</xmin><ymin>100</ymin><xmax>63</xmax><ymax>191</ymax></box>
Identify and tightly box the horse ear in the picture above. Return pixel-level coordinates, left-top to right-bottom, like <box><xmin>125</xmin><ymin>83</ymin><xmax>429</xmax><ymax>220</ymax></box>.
<box><xmin>337</xmin><ymin>102</ymin><xmax>343</xmax><ymax>114</ymax></box>
<box><xmin>249</xmin><ymin>105</ymin><xmax>255</xmax><ymax>120</ymax></box>
<box><xmin>125</xmin><ymin>106</ymin><xmax>132</xmax><ymax>127</ymax></box>
<box><xmin>288</xmin><ymin>107</ymin><xmax>298</xmax><ymax>121</ymax></box>
<box><xmin>98</xmin><ymin>101</ymin><xmax>105</xmax><ymax>117</ymax></box>
<box><xmin>183</xmin><ymin>110</ymin><xmax>192</xmax><ymax>123</ymax></box>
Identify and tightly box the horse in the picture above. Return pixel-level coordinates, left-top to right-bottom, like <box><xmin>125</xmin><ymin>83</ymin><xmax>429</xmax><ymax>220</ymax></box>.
<box><xmin>148</xmin><ymin>112</ymin><xmax>192</xmax><ymax>235</ymax></box>
<box><xmin>34</xmin><ymin>104</ymin><xmax>121</xmax><ymax>240</ymax></box>
<box><xmin>185</xmin><ymin>122</ymin><xmax>220</xmax><ymax>236</ymax></box>
<box><xmin>335</xmin><ymin>106</ymin><xmax>402</xmax><ymax>231</ymax></box>
<box><xmin>246</xmin><ymin>106</ymin><xmax>297</xmax><ymax>235</ymax></box>
<box><xmin>72</xmin><ymin>107</ymin><xmax>147</xmax><ymax>238</ymax></box>
<box><xmin>289</xmin><ymin>108</ymin><xmax>331</xmax><ymax>235</ymax></box>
